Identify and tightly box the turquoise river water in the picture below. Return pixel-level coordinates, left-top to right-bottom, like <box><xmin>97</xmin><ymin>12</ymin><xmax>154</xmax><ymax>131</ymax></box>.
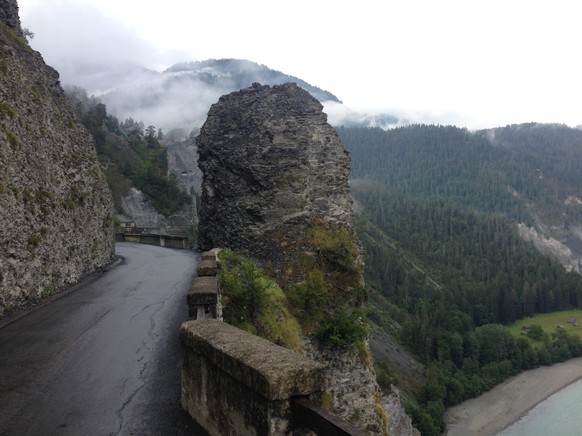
<box><xmin>499</xmin><ymin>378</ymin><xmax>582</xmax><ymax>435</ymax></box>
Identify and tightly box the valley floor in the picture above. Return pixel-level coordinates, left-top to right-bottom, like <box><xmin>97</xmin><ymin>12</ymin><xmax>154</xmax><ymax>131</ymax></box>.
<box><xmin>444</xmin><ymin>356</ymin><xmax>582</xmax><ymax>435</ymax></box>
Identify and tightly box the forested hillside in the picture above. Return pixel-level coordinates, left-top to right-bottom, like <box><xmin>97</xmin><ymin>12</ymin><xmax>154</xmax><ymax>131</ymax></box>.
<box><xmin>355</xmin><ymin>183</ymin><xmax>582</xmax><ymax>325</ymax></box>
<box><xmin>485</xmin><ymin>123</ymin><xmax>582</xmax><ymax>224</ymax></box>
<box><xmin>65</xmin><ymin>87</ymin><xmax>191</xmax><ymax>218</ymax></box>
<box><xmin>339</xmin><ymin>124</ymin><xmax>582</xmax><ymax>434</ymax></box>
<box><xmin>340</xmin><ymin>124</ymin><xmax>582</xmax><ymax>227</ymax></box>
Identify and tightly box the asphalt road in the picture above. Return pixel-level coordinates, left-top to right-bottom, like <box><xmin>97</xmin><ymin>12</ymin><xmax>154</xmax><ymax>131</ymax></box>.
<box><xmin>0</xmin><ymin>242</ymin><xmax>206</xmax><ymax>435</ymax></box>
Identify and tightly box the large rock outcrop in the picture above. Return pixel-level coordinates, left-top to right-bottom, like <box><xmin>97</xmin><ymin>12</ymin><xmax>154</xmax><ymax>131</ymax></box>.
<box><xmin>198</xmin><ymin>82</ymin><xmax>352</xmax><ymax>267</ymax></box>
<box><xmin>197</xmin><ymin>83</ymin><xmax>391</xmax><ymax>433</ymax></box>
<box><xmin>0</xmin><ymin>3</ymin><xmax>114</xmax><ymax>316</ymax></box>
<box><xmin>0</xmin><ymin>0</ymin><xmax>22</xmax><ymax>36</ymax></box>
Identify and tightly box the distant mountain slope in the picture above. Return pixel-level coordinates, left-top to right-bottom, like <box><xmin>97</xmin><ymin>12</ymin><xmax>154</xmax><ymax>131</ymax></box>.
<box><xmin>342</xmin><ymin>123</ymin><xmax>582</xmax><ymax>434</ymax></box>
<box><xmin>64</xmin><ymin>87</ymin><xmax>195</xmax><ymax>234</ymax></box>
<box><xmin>99</xmin><ymin>58</ymin><xmax>341</xmax><ymax>132</ymax></box>
<box><xmin>340</xmin><ymin>125</ymin><xmax>527</xmax><ymax>219</ymax></box>
<box><xmin>481</xmin><ymin>123</ymin><xmax>582</xmax><ymax>224</ymax></box>
<box><xmin>165</xmin><ymin>59</ymin><xmax>340</xmax><ymax>103</ymax></box>
<box><xmin>354</xmin><ymin>180</ymin><xmax>582</xmax><ymax>435</ymax></box>
<box><xmin>340</xmin><ymin>124</ymin><xmax>582</xmax><ymax>262</ymax></box>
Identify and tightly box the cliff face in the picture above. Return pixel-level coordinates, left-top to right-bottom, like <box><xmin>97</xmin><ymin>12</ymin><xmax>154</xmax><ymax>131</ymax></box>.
<box><xmin>198</xmin><ymin>83</ymin><xmax>352</xmax><ymax>273</ymax></box>
<box><xmin>517</xmin><ymin>223</ymin><xmax>582</xmax><ymax>274</ymax></box>
<box><xmin>0</xmin><ymin>4</ymin><xmax>114</xmax><ymax>316</ymax></box>
<box><xmin>0</xmin><ymin>0</ymin><xmax>22</xmax><ymax>35</ymax></box>
<box><xmin>120</xmin><ymin>187</ymin><xmax>195</xmax><ymax>232</ymax></box>
<box><xmin>165</xmin><ymin>132</ymin><xmax>202</xmax><ymax>197</ymax></box>
<box><xmin>197</xmin><ymin>83</ymin><xmax>390</xmax><ymax>432</ymax></box>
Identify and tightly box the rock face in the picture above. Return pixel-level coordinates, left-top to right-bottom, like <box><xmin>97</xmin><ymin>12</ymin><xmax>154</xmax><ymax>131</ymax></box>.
<box><xmin>517</xmin><ymin>223</ymin><xmax>582</xmax><ymax>274</ymax></box>
<box><xmin>198</xmin><ymin>82</ymin><xmax>352</xmax><ymax>258</ymax></box>
<box><xmin>0</xmin><ymin>4</ymin><xmax>114</xmax><ymax>316</ymax></box>
<box><xmin>383</xmin><ymin>388</ymin><xmax>421</xmax><ymax>436</ymax></box>
<box><xmin>0</xmin><ymin>0</ymin><xmax>22</xmax><ymax>35</ymax></box>
<box><xmin>197</xmin><ymin>83</ymin><xmax>392</xmax><ymax>433</ymax></box>
<box><xmin>165</xmin><ymin>132</ymin><xmax>203</xmax><ymax>197</ymax></box>
<box><xmin>120</xmin><ymin>187</ymin><xmax>195</xmax><ymax>233</ymax></box>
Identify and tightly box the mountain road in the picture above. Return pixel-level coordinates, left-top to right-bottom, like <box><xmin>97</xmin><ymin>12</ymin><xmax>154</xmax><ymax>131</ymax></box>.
<box><xmin>0</xmin><ymin>242</ymin><xmax>205</xmax><ymax>435</ymax></box>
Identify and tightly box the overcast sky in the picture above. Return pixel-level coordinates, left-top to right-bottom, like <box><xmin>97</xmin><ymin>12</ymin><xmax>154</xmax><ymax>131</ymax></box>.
<box><xmin>18</xmin><ymin>0</ymin><xmax>582</xmax><ymax>129</ymax></box>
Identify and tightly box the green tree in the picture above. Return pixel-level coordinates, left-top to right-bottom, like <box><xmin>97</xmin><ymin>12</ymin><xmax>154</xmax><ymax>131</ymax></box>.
<box><xmin>527</xmin><ymin>324</ymin><xmax>544</xmax><ymax>341</ymax></box>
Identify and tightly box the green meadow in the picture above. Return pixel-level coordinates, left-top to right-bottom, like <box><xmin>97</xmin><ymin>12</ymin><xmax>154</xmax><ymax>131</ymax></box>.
<box><xmin>508</xmin><ymin>309</ymin><xmax>582</xmax><ymax>344</ymax></box>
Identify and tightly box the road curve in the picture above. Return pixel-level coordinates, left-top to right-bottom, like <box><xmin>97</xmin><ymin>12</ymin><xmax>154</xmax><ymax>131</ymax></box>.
<box><xmin>0</xmin><ymin>242</ymin><xmax>206</xmax><ymax>435</ymax></box>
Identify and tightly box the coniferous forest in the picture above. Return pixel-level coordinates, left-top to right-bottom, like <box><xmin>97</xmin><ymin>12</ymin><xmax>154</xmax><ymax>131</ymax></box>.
<box><xmin>65</xmin><ymin>87</ymin><xmax>191</xmax><ymax>218</ymax></box>
<box><xmin>338</xmin><ymin>124</ymin><xmax>582</xmax><ymax>434</ymax></box>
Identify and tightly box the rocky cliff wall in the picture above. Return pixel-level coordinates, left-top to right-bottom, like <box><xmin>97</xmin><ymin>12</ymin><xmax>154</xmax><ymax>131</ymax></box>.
<box><xmin>0</xmin><ymin>5</ymin><xmax>114</xmax><ymax>316</ymax></box>
<box><xmin>197</xmin><ymin>83</ymin><xmax>393</xmax><ymax>433</ymax></box>
<box><xmin>165</xmin><ymin>133</ymin><xmax>203</xmax><ymax>197</ymax></box>
<box><xmin>0</xmin><ymin>0</ymin><xmax>22</xmax><ymax>35</ymax></box>
<box><xmin>198</xmin><ymin>83</ymin><xmax>352</xmax><ymax>259</ymax></box>
<box><xmin>517</xmin><ymin>223</ymin><xmax>582</xmax><ymax>274</ymax></box>
<box><xmin>119</xmin><ymin>187</ymin><xmax>195</xmax><ymax>233</ymax></box>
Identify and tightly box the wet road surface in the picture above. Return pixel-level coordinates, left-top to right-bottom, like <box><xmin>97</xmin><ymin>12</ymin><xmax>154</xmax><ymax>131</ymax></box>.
<box><xmin>0</xmin><ymin>242</ymin><xmax>206</xmax><ymax>435</ymax></box>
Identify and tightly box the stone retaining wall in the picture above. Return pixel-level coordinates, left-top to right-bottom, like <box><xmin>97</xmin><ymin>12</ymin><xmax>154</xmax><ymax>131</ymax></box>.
<box><xmin>186</xmin><ymin>250</ymin><xmax>221</xmax><ymax>320</ymax></box>
<box><xmin>180</xmin><ymin>319</ymin><xmax>326</xmax><ymax>435</ymax></box>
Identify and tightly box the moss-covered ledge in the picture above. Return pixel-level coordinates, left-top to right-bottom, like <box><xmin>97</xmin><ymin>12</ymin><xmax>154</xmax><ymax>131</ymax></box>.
<box><xmin>180</xmin><ymin>319</ymin><xmax>326</xmax><ymax>434</ymax></box>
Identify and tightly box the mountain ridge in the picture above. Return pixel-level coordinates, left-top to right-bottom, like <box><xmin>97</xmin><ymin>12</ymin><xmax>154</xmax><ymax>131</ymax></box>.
<box><xmin>340</xmin><ymin>123</ymin><xmax>582</xmax><ymax>265</ymax></box>
<box><xmin>97</xmin><ymin>58</ymin><xmax>344</xmax><ymax>132</ymax></box>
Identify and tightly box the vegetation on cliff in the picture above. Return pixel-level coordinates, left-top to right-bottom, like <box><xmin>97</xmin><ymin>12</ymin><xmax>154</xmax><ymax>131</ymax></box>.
<box><xmin>287</xmin><ymin>219</ymin><xmax>369</xmax><ymax>349</ymax></box>
<box><xmin>218</xmin><ymin>219</ymin><xmax>370</xmax><ymax>352</ymax></box>
<box><xmin>219</xmin><ymin>249</ymin><xmax>302</xmax><ymax>352</ymax></box>
<box><xmin>65</xmin><ymin>87</ymin><xmax>190</xmax><ymax>217</ymax></box>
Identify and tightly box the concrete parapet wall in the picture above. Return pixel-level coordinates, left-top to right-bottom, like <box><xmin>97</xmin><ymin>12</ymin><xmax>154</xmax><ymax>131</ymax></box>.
<box><xmin>187</xmin><ymin>250</ymin><xmax>221</xmax><ymax>320</ymax></box>
<box><xmin>201</xmin><ymin>249</ymin><xmax>221</xmax><ymax>261</ymax></box>
<box><xmin>180</xmin><ymin>319</ymin><xmax>325</xmax><ymax>435</ymax></box>
<box><xmin>117</xmin><ymin>233</ymin><xmax>188</xmax><ymax>249</ymax></box>
<box><xmin>187</xmin><ymin>276</ymin><xmax>219</xmax><ymax>319</ymax></box>
<box><xmin>198</xmin><ymin>259</ymin><xmax>218</xmax><ymax>276</ymax></box>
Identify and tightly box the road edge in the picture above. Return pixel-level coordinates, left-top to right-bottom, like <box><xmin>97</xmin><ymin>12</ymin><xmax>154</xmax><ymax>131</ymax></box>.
<box><xmin>0</xmin><ymin>255</ymin><xmax>125</xmax><ymax>330</ymax></box>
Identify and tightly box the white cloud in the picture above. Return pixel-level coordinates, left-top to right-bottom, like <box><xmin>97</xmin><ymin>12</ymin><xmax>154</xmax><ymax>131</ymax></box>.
<box><xmin>19</xmin><ymin>0</ymin><xmax>188</xmax><ymax>90</ymax></box>
<box><xmin>18</xmin><ymin>0</ymin><xmax>582</xmax><ymax>129</ymax></box>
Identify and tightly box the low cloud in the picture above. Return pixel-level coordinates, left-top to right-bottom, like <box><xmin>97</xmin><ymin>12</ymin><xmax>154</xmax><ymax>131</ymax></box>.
<box><xmin>20</xmin><ymin>1</ymin><xmax>456</xmax><ymax>132</ymax></box>
<box><xmin>324</xmin><ymin>101</ymin><xmax>480</xmax><ymax>130</ymax></box>
<box><xmin>100</xmin><ymin>71</ymin><xmax>232</xmax><ymax>132</ymax></box>
<box><xmin>20</xmin><ymin>1</ymin><xmax>186</xmax><ymax>92</ymax></box>
<box><xmin>323</xmin><ymin>102</ymin><xmax>400</xmax><ymax>129</ymax></box>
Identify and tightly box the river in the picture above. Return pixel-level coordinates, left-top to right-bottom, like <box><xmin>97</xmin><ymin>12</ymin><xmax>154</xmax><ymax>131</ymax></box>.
<box><xmin>444</xmin><ymin>357</ymin><xmax>582</xmax><ymax>435</ymax></box>
<box><xmin>499</xmin><ymin>378</ymin><xmax>582</xmax><ymax>436</ymax></box>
